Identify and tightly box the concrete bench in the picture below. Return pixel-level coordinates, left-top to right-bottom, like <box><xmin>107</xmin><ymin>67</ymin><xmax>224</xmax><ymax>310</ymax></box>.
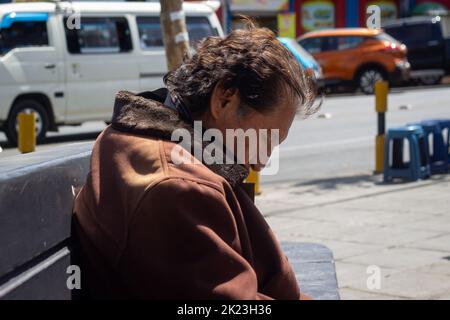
<box><xmin>0</xmin><ymin>142</ymin><xmax>339</xmax><ymax>300</ymax></box>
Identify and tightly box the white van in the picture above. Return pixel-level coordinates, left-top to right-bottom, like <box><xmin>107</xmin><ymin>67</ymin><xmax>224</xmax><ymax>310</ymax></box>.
<box><xmin>0</xmin><ymin>1</ymin><xmax>223</xmax><ymax>144</ymax></box>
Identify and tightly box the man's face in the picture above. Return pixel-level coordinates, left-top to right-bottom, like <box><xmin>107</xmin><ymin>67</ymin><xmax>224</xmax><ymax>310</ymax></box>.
<box><xmin>203</xmin><ymin>85</ymin><xmax>297</xmax><ymax>171</ymax></box>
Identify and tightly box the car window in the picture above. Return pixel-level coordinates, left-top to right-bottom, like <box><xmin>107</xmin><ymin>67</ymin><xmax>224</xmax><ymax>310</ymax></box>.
<box><xmin>336</xmin><ymin>36</ymin><xmax>364</xmax><ymax>50</ymax></box>
<box><xmin>137</xmin><ymin>16</ymin><xmax>217</xmax><ymax>49</ymax></box>
<box><xmin>385</xmin><ymin>23</ymin><xmax>440</xmax><ymax>44</ymax></box>
<box><xmin>299</xmin><ymin>37</ymin><xmax>322</xmax><ymax>54</ymax></box>
<box><xmin>383</xmin><ymin>26</ymin><xmax>404</xmax><ymax>42</ymax></box>
<box><xmin>431</xmin><ymin>22</ymin><xmax>443</xmax><ymax>40</ymax></box>
<box><xmin>322</xmin><ymin>36</ymin><xmax>338</xmax><ymax>52</ymax></box>
<box><xmin>442</xmin><ymin>16</ymin><xmax>450</xmax><ymax>38</ymax></box>
<box><xmin>64</xmin><ymin>17</ymin><xmax>132</xmax><ymax>54</ymax></box>
<box><xmin>0</xmin><ymin>21</ymin><xmax>49</xmax><ymax>55</ymax></box>
<box><xmin>408</xmin><ymin>23</ymin><xmax>434</xmax><ymax>42</ymax></box>
<box><xmin>281</xmin><ymin>38</ymin><xmax>317</xmax><ymax>69</ymax></box>
<box><xmin>285</xmin><ymin>39</ymin><xmax>316</xmax><ymax>61</ymax></box>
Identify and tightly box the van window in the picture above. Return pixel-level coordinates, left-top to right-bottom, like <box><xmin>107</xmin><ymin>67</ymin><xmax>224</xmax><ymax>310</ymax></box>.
<box><xmin>0</xmin><ymin>21</ymin><xmax>48</xmax><ymax>55</ymax></box>
<box><xmin>64</xmin><ymin>17</ymin><xmax>132</xmax><ymax>54</ymax></box>
<box><xmin>187</xmin><ymin>17</ymin><xmax>217</xmax><ymax>45</ymax></box>
<box><xmin>137</xmin><ymin>16</ymin><xmax>217</xmax><ymax>49</ymax></box>
<box><xmin>137</xmin><ymin>17</ymin><xmax>163</xmax><ymax>47</ymax></box>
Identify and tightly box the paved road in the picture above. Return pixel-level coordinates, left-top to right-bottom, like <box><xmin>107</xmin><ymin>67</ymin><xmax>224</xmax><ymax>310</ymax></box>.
<box><xmin>263</xmin><ymin>86</ymin><xmax>450</xmax><ymax>184</ymax></box>
<box><xmin>1</xmin><ymin>86</ymin><xmax>450</xmax><ymax>184</ymax></box>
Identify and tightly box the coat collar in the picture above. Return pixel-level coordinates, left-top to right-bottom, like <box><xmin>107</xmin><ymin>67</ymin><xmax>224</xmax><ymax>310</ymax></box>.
<box><xmin>111</xmin><ymin>89</ymin><xmax>249</xmax><ymax>187</ymax></box>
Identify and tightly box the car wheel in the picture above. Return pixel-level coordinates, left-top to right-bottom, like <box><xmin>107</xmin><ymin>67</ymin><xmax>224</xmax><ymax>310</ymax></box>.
<box><xmin>419</xmin><ymin>75</ymin><xmax>442</xmax><ymax>86</ymax></box>
<box><xmin>5</xmin><ymin>99</ymin><xmax>49</xmax><ymax>146</ymax></box>
<box><xmin>358</xmin><ymin>69</ymin><xmax>385</xmax><ymax>94</ymax></box>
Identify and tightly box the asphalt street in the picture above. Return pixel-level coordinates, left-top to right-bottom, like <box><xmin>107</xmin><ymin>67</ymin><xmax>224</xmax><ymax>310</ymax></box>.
<box><xmin>263</xmin><ymin>86</ymin><xmax>450</xmax><ymax>184</ymax></box>
<box><xmin>1</xmin><ymin>86</ymin><xmax>450</xmax><ymax>185</ymax></box>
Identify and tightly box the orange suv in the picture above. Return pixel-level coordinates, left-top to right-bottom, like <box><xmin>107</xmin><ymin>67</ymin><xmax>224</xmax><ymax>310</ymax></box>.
<box><xmin>298</xmin><ymin>28</ymin><xmax>411</xmax><ymax>94</ymax></box>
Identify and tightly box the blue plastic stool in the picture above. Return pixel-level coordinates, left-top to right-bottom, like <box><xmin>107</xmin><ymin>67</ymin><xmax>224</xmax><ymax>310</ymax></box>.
<box><xmin>408</xmin><ymin>120</ymin><xmax>448</xmax><ymax>174</ymax></box>
<box><xmin>384</xmin><ymin>125</ymin><xmax>430</xmax><ymax>182</ymax></box>
<box><xmin>424</xmin><ymin>118</ymin><xmax>450</xmax><ymax>169</ymax></box>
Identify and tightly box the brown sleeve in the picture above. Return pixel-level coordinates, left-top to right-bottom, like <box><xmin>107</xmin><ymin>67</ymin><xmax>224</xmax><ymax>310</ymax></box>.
<box><xmin>118</xmin><ymin>178</ymin><xmax>272</xmax><ymax>300</ymax></box>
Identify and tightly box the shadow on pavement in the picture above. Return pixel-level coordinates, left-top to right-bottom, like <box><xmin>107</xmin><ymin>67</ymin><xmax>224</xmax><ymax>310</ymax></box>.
<box><xmin>293</xmin><ymin>174</ymin><xmax>380</xmax><ymax>191</ymax></box>
<box><xmin>292</xmin><ymin>172</ymin><xmax>449</xmax><ymax>191</ymax></box>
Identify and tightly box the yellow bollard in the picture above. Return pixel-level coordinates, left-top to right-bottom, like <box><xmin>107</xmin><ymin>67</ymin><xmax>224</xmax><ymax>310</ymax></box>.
<box><xmin>18</xmin><ymin>112</ymin><xmax>36</xmax><ymax>153</ymax></box>
<box><xmin>246</xmin><ymin>168</ymin><xmax>261</xmax><ymax>195</ymax></box>
<box><xmin>374</xmin><ymin>81</ymin><xmax>388</xmax><ymax>173</ymax></box>
<box><xmin>375</xmin><ymin>81</ymin><xmax>388</xmax><ymax>114</ymax></box>
<box><xmin>375</xmin><ymin>134</ymin><xmax>385</xmax><ymax>173</ymax></box>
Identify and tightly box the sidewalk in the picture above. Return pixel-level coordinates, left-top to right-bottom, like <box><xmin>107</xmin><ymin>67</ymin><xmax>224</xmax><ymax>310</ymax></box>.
<box><xmin>257</xmin><ymin>173</ymin><xmax>450</xmax><ymax>300</ymax></box>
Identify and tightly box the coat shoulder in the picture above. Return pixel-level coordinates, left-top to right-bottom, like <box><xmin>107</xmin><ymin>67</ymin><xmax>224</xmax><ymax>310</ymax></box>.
<box><xmin>96</xmin><ymin>126</ymin><xmax>231</xmax><ymax>199</ymax></box>
<box><xmin>157</xmin><ymin>138</ymin><xmax>232</xmax><ymax>193</ymax></box>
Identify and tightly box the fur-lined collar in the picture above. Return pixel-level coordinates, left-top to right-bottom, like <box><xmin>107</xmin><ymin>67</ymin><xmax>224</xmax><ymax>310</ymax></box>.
<box><xmin>111</xmin><ymin>89</ymin><xmax>249</xmax><ymax>187</ymax></box>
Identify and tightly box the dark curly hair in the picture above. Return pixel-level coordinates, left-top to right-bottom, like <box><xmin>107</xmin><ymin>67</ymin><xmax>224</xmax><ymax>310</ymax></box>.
<box><xmin>164</xmin><ymin>21</ymin><xmax>319</xmax><ymax>117</ymax></box>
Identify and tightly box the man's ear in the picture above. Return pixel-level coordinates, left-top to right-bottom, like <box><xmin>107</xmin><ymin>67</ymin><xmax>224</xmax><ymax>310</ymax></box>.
<box><xmin>209</xmin><ymin>83</ymin><xmax>240</xmax><ymax>120</ymax></box>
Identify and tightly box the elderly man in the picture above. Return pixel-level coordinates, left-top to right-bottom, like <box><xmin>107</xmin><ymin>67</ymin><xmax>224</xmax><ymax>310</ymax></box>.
<box><xmin>72</xmin><ymin>23</ymin><xmax>317</xmax><ymax>300</ymax></box>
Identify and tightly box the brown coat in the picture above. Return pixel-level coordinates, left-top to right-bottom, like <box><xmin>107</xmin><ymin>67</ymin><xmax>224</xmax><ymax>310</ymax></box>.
<box><xmin>72</xmin><ymin>89</ymin><xmax>301</xmax><ymax>300</ymax></box>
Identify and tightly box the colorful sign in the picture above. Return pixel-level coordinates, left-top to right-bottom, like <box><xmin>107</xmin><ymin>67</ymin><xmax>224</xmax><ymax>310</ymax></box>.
<box><xmin>230</xmin><ymin>0</ymin><xmax>289</xmax><ymax>12</ymax></box>
<box><xmin>301</xmin><ymin>0</ymin><xmax>335</xmax><ymax>31</ymax></box>
<box><xmin>412</xmin><ymin>1</ymin><xmax>449</xmax><ymax>15</ymax></box>
<box><xmin>367</xmin><ymin>1</ymin><xmax>398</xmax><ymax>23</ymax></box>
<box><xmin>277</xmin><ymin>13</ymin><xmax>296</xmax><ymax>38</ymax></box>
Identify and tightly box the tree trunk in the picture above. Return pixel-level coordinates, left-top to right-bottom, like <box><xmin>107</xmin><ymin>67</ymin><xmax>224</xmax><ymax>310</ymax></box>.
<box><xmin>160</xmin><ymin>0</ymin><xmax>190</xmax><ymax>71</ymax></box>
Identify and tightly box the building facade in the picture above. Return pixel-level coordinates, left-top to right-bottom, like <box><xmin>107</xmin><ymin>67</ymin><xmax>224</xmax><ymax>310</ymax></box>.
<box><xmin>1</xmin><ymin>0</ymin><xmax>450</xmax><ymax>37</ymax></box>
<box><xmin>225</xmin><ymin>0</ymin><xmax>450</xmax><ymax>37</ymax></box>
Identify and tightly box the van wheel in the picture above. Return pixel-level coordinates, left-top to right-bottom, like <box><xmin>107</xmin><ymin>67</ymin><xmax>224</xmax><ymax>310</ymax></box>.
<box><xmin>358</xmin><ymin>69</ymin><xmax>385</xmax><ymax>94</ymax></box>
<box><xmin>5</xmin><ymin>99</ymin><xmax>49</xmax><ymax>146</ymax></box>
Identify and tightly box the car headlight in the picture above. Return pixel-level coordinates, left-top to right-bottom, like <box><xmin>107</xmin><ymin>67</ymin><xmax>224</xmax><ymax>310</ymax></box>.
<box><xmin>395</xmin><ymin>60</ymin><xmax>410</xmax><ymax>69</ymax></box>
